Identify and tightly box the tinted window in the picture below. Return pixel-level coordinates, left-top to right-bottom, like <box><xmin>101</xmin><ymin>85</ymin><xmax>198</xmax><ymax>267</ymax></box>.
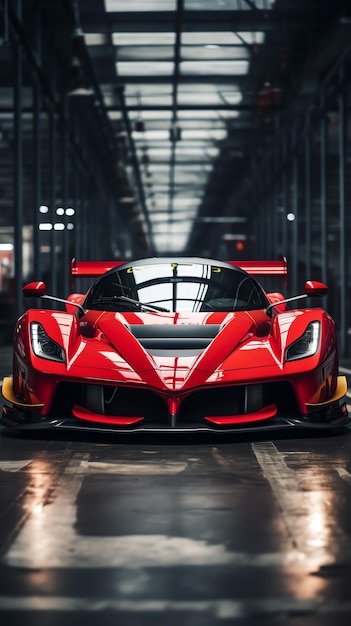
<box><xmin>85</xmin><ymin>262</ymin><xmax>268</xmax><ymax>312</ymax></box>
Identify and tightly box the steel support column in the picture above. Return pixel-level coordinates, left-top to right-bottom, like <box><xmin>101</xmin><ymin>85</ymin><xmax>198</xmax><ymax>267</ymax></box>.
<box><xmin>62</xmin><ymin>97</ymin><xmax>69</xmax><ymax>297</ymax></box>
<box><xmin>320</xmin><ymin>91</ymin><xmax>328</xmax><ymax>296</ymax></box>
<box><xmin>338</xmin><ymin>67</ymin><xmax>347</xmax><ymax>356</ymax></box>
<box><xmin>13</xmin><ymin>0</ymin><xmax>23</xmax><ymax>318</ymax></box>
<box><xmin>304</xmin><ymin>111</ymin><xmax>312</xmax><ymax>280</ymax></box>
<box><xmin>32</xmin><ymin>7</ymin><xmax>42</xmax><ymax>284</ymax></box>
<box><xmin>291</xmin><ymin>124</ymin><xmax>299</xmax><ymax>296</ymax></box>
<box><xmin>281</xmin><ymin>133</ymin><xmax>288</xmax><ymax>289</ymax></box>
<box><xmin>73</xmin><ymin>168</ymin><xmax>81</xmax><ymax>263</ymax></box>
<box><xmin>33</xmin><ymin>79</ymin><xmax>41</xmax><ymax>283</ymax></box>
<box><xmin>81</xmin><ymin>176</ymin><xmax>89</xmax><ymax>261</ymax></box>
<box><xmin>49</xmin><ymin>105</ymin><xmax>57</xmax><ymax>296</ymax></box>
<box><xmin>273</xmin><ymin>127</ymin><xmax>280</xmax><ymax>258</ymax></box>
<box><xmin>258</xmin><ymin>157</ymin><xmax>265</xmax><ymax>259</ymax></box>
<box><xmin>265</xmin><ymin>154</ymin><xmax>272</xmax><ymax>259</ymax></box>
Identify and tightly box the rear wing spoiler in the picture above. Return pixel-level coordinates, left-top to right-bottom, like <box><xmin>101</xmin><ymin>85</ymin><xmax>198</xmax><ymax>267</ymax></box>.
<box><xmin>71</xmin><ymin>257</ymin><xmax>288</xmax><ymax>288</ymax></box>
<box><xmin>228</xmin><ymin>259</ymin><xmax>288</xmax><ymax>285</ymax></box>
<box><xmin>70</xmin><ymin>259</ymin><xmax>125</xmax><ymax>289</ymax></box>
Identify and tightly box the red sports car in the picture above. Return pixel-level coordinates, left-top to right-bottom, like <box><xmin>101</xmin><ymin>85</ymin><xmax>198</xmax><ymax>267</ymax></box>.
<box><xmin>1</xmin><ymin>257</ymin><xmax>348</xmax><ymax>433</ymax></box>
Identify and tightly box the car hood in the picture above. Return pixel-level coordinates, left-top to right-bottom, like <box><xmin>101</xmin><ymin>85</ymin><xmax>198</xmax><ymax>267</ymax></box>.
<box><xmin>93</xmin><ymin>310</ymin><xmax>263</xmax><ymax>390</ymax></box>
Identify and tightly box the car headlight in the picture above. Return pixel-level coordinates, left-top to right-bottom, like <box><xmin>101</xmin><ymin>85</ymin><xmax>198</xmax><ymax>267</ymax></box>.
<box><xmin>286</xmin><ymin>321</ymin><xmax>320</xmax><ymax>361</ymax></box>
<box><xmin>30</xmin><ymin>322</ymin><xmax>65</xmax><ymax>362</ymax></box>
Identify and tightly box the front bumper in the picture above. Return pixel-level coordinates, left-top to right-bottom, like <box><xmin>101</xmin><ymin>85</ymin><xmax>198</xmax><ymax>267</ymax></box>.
<box><xmin>2</xmin><ymin>375</ymin><xmax>349</xmax><ymax>434</ymax></box>
<box><xmin>1</xmin><ymin>401</ymin><xmax>349</xmax><ymax>434</ymax></box>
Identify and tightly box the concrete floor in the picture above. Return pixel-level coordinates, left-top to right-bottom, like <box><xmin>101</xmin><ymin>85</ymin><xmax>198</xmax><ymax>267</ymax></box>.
<box><xmin>0</xmin><ymin>346</ymin><xmax>351</xmax><ymax>625</ymax></box>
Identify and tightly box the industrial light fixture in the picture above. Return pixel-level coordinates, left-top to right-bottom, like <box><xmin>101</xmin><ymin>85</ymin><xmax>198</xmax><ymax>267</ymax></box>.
<box><xmin>170</xmin><ymin>123</ymin><xmax>181</xmax><ymax>142</ymax></box>
<box><xmin>67</xmin><ymin>86</ymin><xmax>94</xmax><ymax>97</ymax></box>
<box><xmin>135</xmin><ymin>120</ymin><xmax>145</xmax><ymax>132</ymax></box>
<box><xmin>66</xmin><ymin>53</ymin><xmax>93</xmax><ymax>97</ymax></box>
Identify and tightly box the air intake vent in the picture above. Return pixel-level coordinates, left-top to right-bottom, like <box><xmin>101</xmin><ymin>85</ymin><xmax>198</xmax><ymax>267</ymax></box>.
<box><xmin>129</xmin><ymin>324</ymin><xmax>220</xmax><ymax>355</ymax></box>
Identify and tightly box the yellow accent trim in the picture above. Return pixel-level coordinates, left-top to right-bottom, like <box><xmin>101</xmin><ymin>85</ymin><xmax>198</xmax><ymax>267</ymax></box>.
<box><xmin>305</xmin><ymin>376</ymin><xmax>348</xmax><ymax>408</ymax></box>
<box><xmin>1</xmin><ymin>377</ymin><xmax>44</xmax><ymax>408</ymax></box>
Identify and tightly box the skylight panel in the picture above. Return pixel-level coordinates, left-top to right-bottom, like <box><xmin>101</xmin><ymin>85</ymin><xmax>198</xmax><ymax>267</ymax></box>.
<box><xmin>153</xmin><ymin>233</ymin><xmax>190</xmax><ymax>253</ymax></box>
<box><xmin>135</xmin><ymin>141</ymin><xmax>173</xmax><ymax>151</ymax></box>
<box><xmin>178</xmin><ymin>83</ymin><xmax>235</xmax><ymax>93</ymax></box>
<box><xmin>181</xmin><ymin>129</ymin><xmax>227</xmax><ymax>141</ymax></box>
<box><xmin>219</xmin><ymin>91</ymin><xmax>243</xmax><ymax>105</ymax></box>
<box><xmin>218</xmin><ymin>110</ymin><xmax>240</xmax><ymax>119</ymax></box>
<box><xmin>131</xmin><ymin>112</ymin><xmax>173</xmax><ymax>122</ymax></box>
<box><xmin>172</xmin><ymin>170</ymin><xmax>209</xmax><ymax>183</ymax></box>
<box><xmin>174</xmin><ymin>146</ymin><xmax>219</xmax><ymax>158</ymax></box>
<box><xmin>112</xmin><ymin>33</ymin><xmax>175</xmax><ymax>46</ymax></box>
<box><xmin>181</xmin><ymin>46</ymin><xmax>249</xmax><ymax>62</ymax></box>
<box><xmin>176</xmin><ymin>86</ymin><xmax>243</xmax><ymax>107</ymax></box>
<box><xmin>184</xmin><ymin>0</ymin><xmax>275</xmax><ymax>10</ymax></box>
<box><xmin>177</xmin><ymin>92</ymin><xmax>227</xmax><ymax>106</ymax></box>
<box><xmin>126</xmin><ymin>95</ymin><xmax>173</xmax><ymax>107</ymax></box>
<box><xmin>177</xmin><ymin>110</ymin><xmax>239</xmax><ymax>120</ymax></box>
<box><xmin>153</xmin><ymin>222</ymin><xmax>193</xmax><ymax>235</ymax></box>
<box><xmin>138</xmin><ymin>148</ymin><xmax>172</xmax><ymax>159</ymax></box>
<box><xmin>172</xmin><ymin>198</ymin><xmax>201</xmax><ymax>208</ymax></box>
<box><xmin>142</xmin><ymin>164</ymin><xmax>171</xmax><ymax>175</ymax></box>
<box><xmin>107</xmin><ymin>111</ymin><xmax>122</xmax><ymax>120</ymax></box>
<box><xmin>234</xmin><ymin>32</ymin><xmax>265</xmax><ymax>45</ymax></box>
<box><xmin>171</xmin><ymin>120</ymin><xmax>227</xmax><ymax>130</ymax></box>
<box><xmin>148</xmin><ymin>197</ymin><xmax>201</xmax><ymax>210</ymax></box>
<box><xmin>173</xmin><ymin>163</ymin><xmax>213</xmax><ymax>173</ymax></box>
<box><xmin>149</xmin><ymin>210</ymin><xmax>199</xmax><ymax>223</ymax></box>
<box><xmin>148</xmin><ymin>198</ymin><xmax>172</xmax><ymax>210</ymax></box>
<box><xmin>143</xmin><ymin>174</ymin><xmax>171</xmax><ymax>186</ymax></box>
<box><xmin>147</xmin><ymin>186</ymin><xmax>171</xmax><ymax>194</ymax></box>
<box><xmin>125</xmin><ymin>83</ymin><xmax>173</xmax><ymax>95</ymax></box>
<box><xmin>181</xmin><ymin>31</ymin><xmax>265</xmax><ymax>46</ymax></box>
<box><xmin>151</xmin><ymin>205</ymin><xmax>200</xmax><ymax>215</ymax></box>
<box><xmin>85</xmin><ymin>33</ymin><xmax>109</xmax><ymax>46</ymax></box>
<box><xmin>117</xmin><ymin>47</ymin><xmax>174</xmax><ymax>63</ymax></box>
<box><xmin>117</xmin><ymin>62</ymin><xmax>174</xmax><ymax>76</ymax></box>
<box><xmin>105</xmin><ymin>0</ymin><xmax>176</xmax><ymax>10</ymax></box>
<box><xmin>133</xmin><ymin>130</ymin><xmax>170</xmax><ymax>141</ymax></box>
<box><xmin>181</xmin><ymin>60</ymin><xmax>249</xmax><ymax>75</ymax></box>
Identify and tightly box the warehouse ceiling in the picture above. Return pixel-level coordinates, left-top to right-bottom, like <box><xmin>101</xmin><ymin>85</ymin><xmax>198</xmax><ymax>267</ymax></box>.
<box><xmin>1</xmin><ymin>0</ymin><xmax>351</xmax><ymax>258</ymax></box>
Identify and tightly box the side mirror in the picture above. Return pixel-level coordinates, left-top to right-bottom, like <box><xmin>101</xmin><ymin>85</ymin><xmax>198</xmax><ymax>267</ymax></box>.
<box><xmin>22</xmin><ymin>281</ymin><xmax>86</xmax><ymax>314</ymax></box>
<box><xmin>23</xmin><ymin>281</ymin><xmax>47</xmax><ymax>297</ymax></box>
<box><xmin>304</xmin><ymin>280</ymin><xmax>328</xmax><ymax>297</ymax></box>
<box><xmin>266</xmin><ymin>280</ymin><xmax>328</xmax><ymax>315</ymax></box>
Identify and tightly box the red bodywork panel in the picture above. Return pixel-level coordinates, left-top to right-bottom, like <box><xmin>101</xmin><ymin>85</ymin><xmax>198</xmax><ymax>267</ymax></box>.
<box><xmin>10</xmin><ymin>306</ymin><xmax>338</xmax><ymax>417</ymax></box>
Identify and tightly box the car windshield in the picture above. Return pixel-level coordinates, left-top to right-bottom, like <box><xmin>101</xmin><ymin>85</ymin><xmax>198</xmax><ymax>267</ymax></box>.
<box><xmin>85</xmin><ymin>261</ymin><xmax>269</xmax><ymax>313</ymax></box>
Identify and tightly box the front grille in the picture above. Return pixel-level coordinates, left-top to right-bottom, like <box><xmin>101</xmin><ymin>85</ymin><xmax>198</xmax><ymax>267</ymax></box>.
<box><xmin>178</xmin><ymin>387</ymin><xmax>243</xmax><ymax>424</ymax></box>
<box><xmin>101</xmin><ymin>386</ymin><xmax>168</xmax><ymax>421</ymax></box>
<box><xmin>51</xmin><ymin>380</ymin><xmax>298</xmax><ymax>427</ymax></box>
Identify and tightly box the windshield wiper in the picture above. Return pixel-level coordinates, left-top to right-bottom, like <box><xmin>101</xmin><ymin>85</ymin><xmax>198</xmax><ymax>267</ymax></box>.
<box><xmin>117</xmin><ymin>295</ymin><xmax>170</xmax><ymax>312</ymax></box>
<box><xmin>91</xmin><ymin>295</ymin><xmax>170</xmax><ymax>313</ymax></box>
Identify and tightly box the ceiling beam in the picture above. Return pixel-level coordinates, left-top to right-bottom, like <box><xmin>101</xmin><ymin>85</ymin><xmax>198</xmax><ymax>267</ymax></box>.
<box><xmin>81</xmin><ymin>10</ymin><xmax>317</xmax><ymax>34</ymax></box>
